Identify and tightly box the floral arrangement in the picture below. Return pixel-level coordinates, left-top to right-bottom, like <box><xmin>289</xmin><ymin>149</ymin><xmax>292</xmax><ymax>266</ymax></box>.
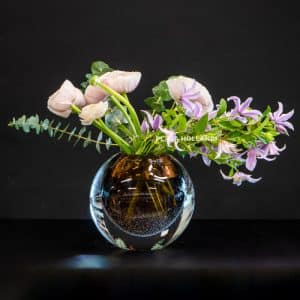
<box><xmin>8</xmin><ymin>60</ymin><xmax>294</xmax><ymax>186</ymax></box>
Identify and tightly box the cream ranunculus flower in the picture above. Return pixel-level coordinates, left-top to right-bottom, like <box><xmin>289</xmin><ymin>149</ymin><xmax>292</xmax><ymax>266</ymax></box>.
<box><xmin>100</xmin><ymin>70</ymin><xmax>142</xmax><ymax>94</ymax></box>
<box><xmin>47</xmin><ymin>80</ymin><xmax>86</xmax><ymax>118</ymax></box>
<box><xmin>79</xmin><ymin>101</ymin><xmax>109</xmax><ymax>125</ymax></box>
<box><xmin>84</xmin><ymin>85</ymin><xmax>108</xmax><ymax>104</ymax></box>
<box><xmin>166</xmin><ymin>76</ymin><xmax>214</xmax><ymax>119</ymax></box>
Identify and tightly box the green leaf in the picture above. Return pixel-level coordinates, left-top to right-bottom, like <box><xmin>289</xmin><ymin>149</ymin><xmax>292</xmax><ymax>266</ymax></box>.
<box><xmin>152</xmin><ymin>81</ymin><xmax>171</xmax><ymax>101</ymax></box>
<box><xmin>217</xmin><ymin>99</ymin><xmax>227</xmax><ymax>117</ymax></box>
<box><xmin>53</xmin><ymin>122</ymin><xmax>62</xmax><ymax>137</ymax></box>
<box><xmin>83</xmin><ymin>131</ymin><xmax>92</xmax><ymax>148</ymax></box>
<box><xmin>144</xmin><ymin>96</ymin><xmax>165</xmax><ymax>112</ymax></box>
<box><xmin>95</xmin><ymin>132</ymin><xmax>103</xmax><ymax>153</ymax></box>
<box><xmin>262</xmin><ymin>105</ymin><xmax>271</xmax><ymax>117</ymax></box>
<box><xmin>58</xmin><ymin>124</ymin><xmax>70</xmax><ymax>140</ymax></box>
<box><xmin>105</xmin><ymin>138</ymin><xmax>112</xmax><ymax>150</ymax></box>
<box><xmin>253</xmin><ymin>116</ymin><xmax>270</xmax><ymax>134</ymax></box>
<box><xmin>218</xmin><ymin>120</ymin><xmax>242</xmax><ymax>131</ymax></box>
<box><xmin>91</xmin><ymin>61</ymin><xmax>110</xmax><ymax>74</ymax></box>
<box><xmin>68</xmin><ymin>127</ymin><xmax>77</xmax><ymax>141</ymax></box>
<box><xmin>194</xmin><ymin>113</ymin><xmax>208</xmax><ymax>134</ymax></box>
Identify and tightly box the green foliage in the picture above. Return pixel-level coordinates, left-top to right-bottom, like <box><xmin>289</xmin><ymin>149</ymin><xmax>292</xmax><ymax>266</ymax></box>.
<box><xmin>217</xmin><ymin>98</ymin><xmax>227</xmax><ymax>116</ymax></box>
<box><xmin>193</xmin><ymin>113</ymin><xmax>208</xmax><ymax>134</ymax></box>
<box><xmin>152</xmin><ymin>81</ymin><xmax>171</xmax><ymax>101</ymax></box>
<box><xmin>80</xmin><ymin>60</ymin><xmax>113</xmax><ymax>91</ymax></box>
<box><xmin>144</xmin><ymin>80</ymin><xmax>172</xmax><ymax>112</ymax></box>
<box><xmin>8</xmin><ymin>115</ymin><xmax>110</xmax><ymax>153</ymax></box>
<box><xmin>91</xmin><ymin>61</ymin><xmax>112</xmax><ymax>75</ymax></box>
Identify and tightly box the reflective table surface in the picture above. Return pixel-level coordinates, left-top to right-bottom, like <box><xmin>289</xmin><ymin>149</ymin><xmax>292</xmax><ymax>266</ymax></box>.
<box><xmin>1</xmin><ymin>220</ymin><xmax>300</xmax><ymax>299</ymax></box>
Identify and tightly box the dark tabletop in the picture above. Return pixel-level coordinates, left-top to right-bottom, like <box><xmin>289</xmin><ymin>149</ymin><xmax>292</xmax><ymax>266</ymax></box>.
<box><xmin>1</xmin><ymin>220</ymin><xmax>300</xmax><ymax>299</ymax></box>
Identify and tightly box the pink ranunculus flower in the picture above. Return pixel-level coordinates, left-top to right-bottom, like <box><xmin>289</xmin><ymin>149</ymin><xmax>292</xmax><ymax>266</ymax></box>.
<box><xmin>47</xmin><ymin>80</ymin><xmax>86</xmax><ymax>118</ymax></box>
<box><xmin>79</xmin><ymin>101</ymin><xmax>109</xmax><ymax>125</ymax></box>
<box><xmin>100</xmin><ymin>70</ymin><xmax>142</xmax><ymax>94</ymax></box>
<box><xmin>84</xmin><ymin>85</ymin><xmax>108</xmax><ymax>104</ymax></box>
<box><xmin>166</xmin><ymin>76</ymin><xmax>214</xmax><ymax>119</ymax></box>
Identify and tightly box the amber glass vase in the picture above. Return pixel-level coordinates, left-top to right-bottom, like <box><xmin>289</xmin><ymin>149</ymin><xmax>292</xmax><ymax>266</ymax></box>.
<box><xmin>90</xmin><ymin>153</ymin><xmax>195</xmax><ymax>251</ymax></box>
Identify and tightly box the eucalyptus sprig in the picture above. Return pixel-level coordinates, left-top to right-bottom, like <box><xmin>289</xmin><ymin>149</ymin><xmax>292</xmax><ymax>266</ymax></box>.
<box><xmin>8</xmin><ymin>115</ymin><xmax>115</xmax><ymax>152</ymax></box>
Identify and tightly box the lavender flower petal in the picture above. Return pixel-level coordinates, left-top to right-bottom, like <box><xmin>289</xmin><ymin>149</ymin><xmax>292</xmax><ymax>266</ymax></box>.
<box><xmin>141</xmin><ymin>119</ymin><xmax>149</xmax><ymax>133</ymax></box>
<box><xmin>246</xmin><ymin>148</ymin><xmax>257</xmax><ymax>171</ymax></box>
<box><xmin>239</xmin><ymin>97</ymin><xmax>253</xmax><ymax>112</ymax></box>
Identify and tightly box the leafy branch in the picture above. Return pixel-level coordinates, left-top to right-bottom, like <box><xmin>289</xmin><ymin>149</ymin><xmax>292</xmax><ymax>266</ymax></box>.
<box><xmin>8</xmin><ymin>115</ymin><xmax>117</xmax><ymax>153</ymax></box>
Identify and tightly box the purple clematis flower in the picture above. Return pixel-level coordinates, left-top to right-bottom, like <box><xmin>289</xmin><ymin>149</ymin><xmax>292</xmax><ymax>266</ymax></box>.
<box><xmin>269</xmin><ymin>102</ymin><xmax>294</xmax><ymax>135</ymax></box>
<box><xmin>159</xmin><ymin>127</ymin><xmax>182</xmax><ymax>151</ymax></box>
<box><xmin>200</xmin><ymin>146</ymin><xmax>212</xmax><ymax>166</ymax></box>
<box><xmin>245</xmin><ymin>141</ymin><xmax>286</xmax><ymax>171</ymax></box>
<box><xmin>227</xmin><ymin>96</ymin><xmax>262</xmax><ymax>122</ymax></box>
<box><xmin>220</xmin><ymin>170</ymin><xmax>262</xmax><ymax>186</ymax></box>
<box><xmin>141</xmin><ymin>110</ymin><xmax>163</xmax><ymax>133</ymax></box>
<box><xmin>215</xmin><ymin>140</ymin><xmax>240</xmax><ymax>159</ymax></box>
<box><xmin>260</xmin><ymin>141</ymin><xmax>286</xmax><ymax>157</ymax></box>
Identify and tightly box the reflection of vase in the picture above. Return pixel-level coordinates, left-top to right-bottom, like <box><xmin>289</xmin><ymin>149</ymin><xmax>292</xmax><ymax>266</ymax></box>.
<box><xmin>90</xmin><ymin>153</ymin><xmax>195</xmax><ymax>251</ymax></box>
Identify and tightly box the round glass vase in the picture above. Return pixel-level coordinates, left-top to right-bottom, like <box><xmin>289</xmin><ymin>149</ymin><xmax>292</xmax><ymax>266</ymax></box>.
<box><xmin>90</xmin><ymin>153</ymin><xmax>195</xmax><ymax>251</ymax></box>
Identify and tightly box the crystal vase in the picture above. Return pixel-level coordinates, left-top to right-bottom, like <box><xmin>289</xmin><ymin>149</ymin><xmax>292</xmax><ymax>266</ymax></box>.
<box><xmin>90</xmin><ymin>153</ymin><xmax>195</xmax><ymax>251</ymax></box>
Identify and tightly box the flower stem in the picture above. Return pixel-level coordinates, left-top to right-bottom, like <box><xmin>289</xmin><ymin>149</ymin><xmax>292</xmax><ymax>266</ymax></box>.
<box><xmin>110</xmin><ymin>95</ymin><xmax>137</xmax><ymax>135</ymax></box>
<box><xmin>92</xmin><ymin>81</ymin><xmax>142</xmax><ymax>135</ymax></box>
<box><xmin>71</xmin><ymin>104</ymin><xmax>132</xmax><ymax>154</ymax></box>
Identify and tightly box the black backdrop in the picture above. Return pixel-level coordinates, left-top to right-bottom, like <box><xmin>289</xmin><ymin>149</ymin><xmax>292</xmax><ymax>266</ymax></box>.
<box><xmin>1</xmin><ymin>0</ymin><xmax>299</xmax><ymax>219</ymax></box>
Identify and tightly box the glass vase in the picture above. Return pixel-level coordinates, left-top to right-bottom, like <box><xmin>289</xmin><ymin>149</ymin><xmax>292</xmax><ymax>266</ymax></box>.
<box><xmin>90</xmin><ymin>153</ymin><xmax>195</xmax><ymax>251</ymax></box>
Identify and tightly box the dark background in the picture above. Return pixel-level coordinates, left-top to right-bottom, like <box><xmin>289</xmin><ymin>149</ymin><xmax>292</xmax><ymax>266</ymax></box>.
<box><xmin>1</xmin><ymin>0</ymin><xmax>299</xmax><ymax>219</ymax></box>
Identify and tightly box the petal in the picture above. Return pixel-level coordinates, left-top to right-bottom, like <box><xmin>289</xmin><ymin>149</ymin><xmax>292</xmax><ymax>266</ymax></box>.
<box><xmin>239</xmin><ymin>97</ymin><xmax>253</xmax><ymax>112</ymax></box>
<box><xmin>47</xmin><ymin>105</ymin><xmax>71</xmax><ymax>118</ymax></box>
<box><xmin>274</xmin><ymin>102</ymin><xmax>284</xmax><ymax>119</ymax></box>
<box><xmin>141</xmin><ymin>110</ymin><xmax>154</xmax><ymax>128</ymax></box>
<box><xmin>152</xmin><ymin>115</ymin><xmax>163</xmax><ymax>130</ymax></box>
<box><xmin>242</xmin><ymin>109</ymin><xmax>262</xmax><ymax>120</ymax></box>
<box><xmin>181</xmin><ymin>98</ymin><xmax>195</xmax><ymax>116</ymax></box>
<box><xmin>141</xmin><ymin>119</ymin><xmax>149</xmax><ymax>133</ymax></box>
<box><xmin>79</xmin><ymin>101</ymin><xmax>108</xmax><ymax>125</ymax></box>
<box><xmin>246</xmin><ymin>149</ymin><xmax>257</xmax><ymax>171</ymax></box>
<box><xmin>208</xmin><ymin>110</ymin><xmax>218</xmax><ymax>120</ymax></box>
<box><xmin>227</xmin><ymin>96</ymin><xmax>241</xmax><ymax>110</ymax></box>
<box><xmin>248</xmin><ymin>176</ymin><xmax>262</xmax><ymax>184</ymax></box>
<box><xmin>282</xmin><ymin>121</ymin><xmax>294</xmax><ymax>130</ymax></box>
<box><xmin>101</xmin><ymin>71</ymin><xmax>141</xmax><ymax>93</ymax></box>
<box><xmin>220</xmin><ymin>170</ymin><xmax>232</xmax><ymax>180</ymax></box>
<box><xmin>74</xmin><ymin>88</ymin><xmax>86</xmax><ymax>107</ymax></box>
<box><xmin>202</xmin><ymin>155</ymin><xmax>211</xmax><ymax>167</ymax></box>
<box><xmin>279</xmin><ymin>109</ymin><xmax>294</xmax><ymax>122</ymax></box>
<box><xmin>84</xmin><ymin>85</ymin><xmax>107</xmax><ymax>104</ymax></box>
<box><xmin>276</xmin><ymin>124</ymin><xmax>289</xmax><ymax>135</ymax></box>
<box><xmin>166</xmin><ymin>77</ymin><xmax>186</xmax><ymax>101</ymax></box>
